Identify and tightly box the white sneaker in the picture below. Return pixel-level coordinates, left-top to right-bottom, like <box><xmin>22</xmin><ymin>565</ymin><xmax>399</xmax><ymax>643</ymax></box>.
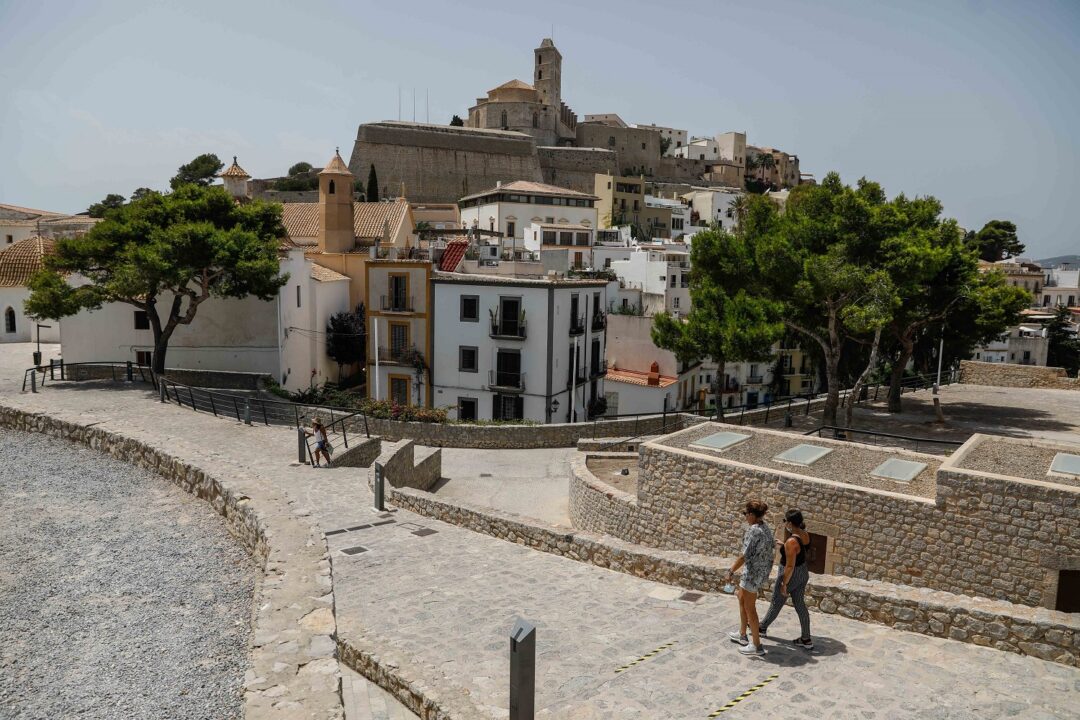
<box><xmin>738</xmin><ymin>643</ymin><xmax>765</xmax><ymax>656</ymax></box>
<box><xmin>728</xmin><ymin>632</ymin><xmax>748</xmax><ymax>646</ymax></box>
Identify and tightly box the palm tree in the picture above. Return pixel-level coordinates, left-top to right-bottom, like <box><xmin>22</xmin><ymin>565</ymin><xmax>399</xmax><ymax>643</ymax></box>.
<box><xmin>758</xmin><ymin>154</ymin><xmax>776</xmax><ymax>185</ymax></box>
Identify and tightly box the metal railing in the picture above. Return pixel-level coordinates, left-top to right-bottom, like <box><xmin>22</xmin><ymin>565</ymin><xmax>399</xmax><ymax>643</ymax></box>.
<box><xmin>488</xmin><ymin>370</ymin><xmax>526</xmax><ymax>392</ymax></box>
<box><xmin>568</xmin><ymin>315</ymin><xmax>586</xmax><ymax>336</ymax></box>
<box><xmin>802</xmin><ymin>425</ymin><xmax>963</xmax><ymax>454</ymax></box>
<box><xmin>380</xmin><ymin>294</ymin><xmax>415</xmax><ymax>312</ymax></box>
<box><xmin>377</xmin><ymin>345</ymin><xmax>418</xmax><ymax>363</ymax></box>
<box><xmin>591</xmin><ymin>310</ymin><xmax>607</xmax><ymax>331</ymax></box>
<box><xmin>490</xmin><ymin>317</ymin><xmax>527</xmax><ymax>339</ymax></box>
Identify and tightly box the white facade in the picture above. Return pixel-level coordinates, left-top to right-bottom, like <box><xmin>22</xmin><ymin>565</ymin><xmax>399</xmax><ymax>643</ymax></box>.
<box><xmin>0</xmin><ymin>287</ymin><xmax>59</xmax><ymax>343</ymax></box>
<box><xmin>1041</xmin><ymin>267</ymin><xmax>1079</xmax><ymax>308</ymax></box>
<box><xmin>673</xmin><ymin>137</ymin><xmax>719</xmax><ymax>162</ymax></box>
<box><xmin>683</xmin><ymin>188</ymin><xmax>742</xmax><ymax>233</ymax></box>
<box><xmin>458</xmin><ymin>184</ymin><xmax>598</xmax><ymax>244</ymax></box>
<box><xmin>715</xmin><ymin>131</ymin><xmax>747</xmax><ymax>166</ymax></box>
<box><xmin>277</xmin><ymin>249</ymin><xmax>351</xmax><ymax>391</ymax></box>
<box><xmin>609</xmin><ymin>247</ymin><xmax>691</xmax><ymax>317</ymax></box>
<box><xmin>431</xmin><ymin>275</ymin><xmax>607</xmax><ymax>423</ymax></box>
<box><xmin>645</xmin><ymin>196</ymin><xmax>690</xmax><ymax>239</ymax></box>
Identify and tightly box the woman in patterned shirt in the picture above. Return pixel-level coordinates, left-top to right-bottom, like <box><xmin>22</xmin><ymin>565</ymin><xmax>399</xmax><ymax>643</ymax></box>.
<box><xmin>725</xmin><ymin>500</ymin><xmax>774</xmax><ymax>656</ymax></box>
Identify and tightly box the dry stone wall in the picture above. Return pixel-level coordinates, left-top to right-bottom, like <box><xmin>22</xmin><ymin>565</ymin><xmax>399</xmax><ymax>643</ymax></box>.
<box><xmin>959</xmin><ymin>359</ymin><xmax>1079</xmax><ymax>390</ymax></box>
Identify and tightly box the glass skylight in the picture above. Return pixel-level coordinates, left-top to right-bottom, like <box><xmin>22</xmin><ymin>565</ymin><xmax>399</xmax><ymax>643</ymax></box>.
<box><xmin>870</xmin><ymin>458</ymin><xmax>928</xmax><ymax>483</ymax></box>
<box><xmin>773</xmin><ymin>444</ymin><xmax>833</xmax><ymax>466</ymax></box>
<box><xmin>1049</xmin><ymin>453</ymin><xmax>1080</xmax><ymax>478</ymax></box>
<box><xmin>690</xmin><ymin>431</ymin><xmax>751</xmax><ymax>452</ymax></box>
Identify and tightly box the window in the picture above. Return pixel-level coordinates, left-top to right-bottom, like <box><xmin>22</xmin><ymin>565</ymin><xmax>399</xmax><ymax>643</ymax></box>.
<box><xmin>389</xmin><ymin>323</ymin><xmax>409</xmax><ymax>355</ymax></box>
<box><xmin>575</xmin><ymin>232</ymin><xmax>589</xmax><ymax>246</ymax></box>
<box><xmin>1057</xmin><ymin>570</ymin><xmax>1080</xmax><ymax>613</ymax></box>
<box><xmin>538</xmin><ymin>69</ymin><xmax>543</xmax><ymax>78</ymax></box>
<box><xmin>542</xmin><ymin>230</ymin><xmax>556</xmax><ymax>244</ymax></box>
<box><xmin>507</xmin><ymin>221</ymin><xmax>516</xmax><ymax>238</ymax></box>
<box><xmin>545</xmin><ymin>216</ymin><xmax>554</xmax><ymax>224</ymax></box>
<box><xmin>458</xmin><ymin>397</ymin><xmax>478</xmax><ymax>421</ymax></box>
<box><xmin>328</xmin><ymin>179</ymin><xmax>335</xmax><ymax>195</ymax></box>
<box><xmin>673</xmin><ymin>297</ymin><xmax>680</xmax><ymax>309</ymax></box>
<box><xmin>559</xmin><ymin>231</ymin><xmax>573</xmax><ymax>246</ymax></box>
<box><xmin>608</xmin><ymin>136</ymin><xmax>616</xmax><ymax>147</ymax></box>
<box><xmin>296</xmin><ymin>285</ymin><xmax>302</xmax><ymax>308</ymax></box>
<box><xmin>604</xmin><ymin>258</ymin><xmax>611</xmax><ymax>268</ymax></box>
<box><xmin>492</xmin><ymin>394</ymin><xmax>524</xmax><ymax>421</ymax></box>
<box><xmin>460</xmin><ymin>295</ymin><xmax>479</xmax><ymax>322</ymax></box>
<box><xmin>5</xmin><ymin>235</ymin><xmax>11</xmax><ymax>244</ymax></box>
<box><xmin>670</xmin><ymin>274</ymin><xmax>677</xmax><ymax>288</ymax></box>
<box><xmin>500</xmin><ymin>110</ymin><xmax>508</xmax><ymax>128</ymax></box>
<box><xmin>389</xmin><ymin>376</ymin><xmax>410</xmax><ymax>406</ymax></box>
<box><xmin>136</xmin><ymin>351</ymin><xmax>152</xmax><ymax>366</ymax></box>
<box><xmin>4</xmin><ymin>307</ymin><xmax>15</xmax><ymax>333</ymax></box>
<box><xmin>641</xmin><ymin>143</ymin><xmax>646</xmax><ymax>150</ymax></box>
<box><xmin>388</xmin><ymin>273</ymin><xmax>408</xmax><ymax>311</ymax></box>
<box><xmin>134</xmin><ymin>310</ymin><xmax>149</xmax><ymax>330</ymax></box>
<box><xmin>621</xmin><ymin>298</ymin><xmax>628</xmax><ymax>309</ymax></box>
<box><xmin>459</xmin><ymin>346</ymin><xmax>478</xmax><ymax>372</ymax></box>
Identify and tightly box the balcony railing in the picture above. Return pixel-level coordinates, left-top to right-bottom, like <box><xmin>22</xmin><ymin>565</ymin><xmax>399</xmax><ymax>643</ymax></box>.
<box><xmin>566</xmin><ymin>366</ymin><xmax>588</xmax><ymax>388</ymax></box>
<box><xmin>489</xmin><ymin>316</ymin><xmax>527</xmax><ymax>339</ymax></box>
<box><xmin>377</xmin><ymin>345</ymin><xmax>416</xmax><ymax>364</ymax></box>
<box><xmin>569</xmin><ymin>315</ymin><xmax>586</xmax><ymax>336</ymax></box>
<box><xmin>746</xmin><ymin>375</ymin><xmax>764</xmax><ymax>384</ymax></box>
<box><xmin>381</xmin><ymin>294</ymin><xmax>414</xmax><ymax>313</ymax></box>
<box><xmin>488</xmin><ymin>370</ymin><xmax>526</xmax><ymax>392</ymax></box>
<box><xmin>591</xmin><ymin>310</ymin><xmax>607</xmax><ymax>331</ymax></box>
<box><xmin>590</xmin><ymin>359</ymin><xmax>608</xmax><ymax>378</ymax></box>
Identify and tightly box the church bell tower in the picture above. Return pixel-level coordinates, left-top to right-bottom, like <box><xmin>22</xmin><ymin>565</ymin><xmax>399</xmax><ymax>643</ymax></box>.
<box><xmin>533</xmin><ymin>38</ymin><xmax>562</xmax><ymax>110</ymax></box>
<box><xmin>318</xmin><ymin>149</ymin><xmax>355</xmax><ymax>253</ymax></box>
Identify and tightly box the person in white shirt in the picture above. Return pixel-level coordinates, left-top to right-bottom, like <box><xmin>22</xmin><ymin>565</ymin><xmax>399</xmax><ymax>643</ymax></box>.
<box><xmin>305</xmin><ymin>418</ymin><xmax>332</xmax><ymax>468</ymax></box>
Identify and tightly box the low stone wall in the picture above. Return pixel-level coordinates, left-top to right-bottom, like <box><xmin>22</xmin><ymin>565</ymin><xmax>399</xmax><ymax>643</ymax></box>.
<box><xmin>332</xmin><ymin>436</ymin><xmax>382</xmax><ymax>469</ymax></box>
<box><xmin>568</xmin><ymin>457</ymin><xmax>641</xmax><ymax>539</ymax></box>
<box><xmin>959</xmin><ymin>359</ymin><xmax>1079</xmax><ymax>390</ymax></box>
<box><xmin>387</xmin><ymin>481</ymin><xmax>1080</xmax><ymax>666</ymax></box>
<box><xmin>372</xmin><ymin>439</ymin><xmax>442</xmax><ymax>491</ymax></box>
<box><xmin>0</xmin><ymin>406</ymin><xmax>343</xmax><ymax>718</ymax></box>
<box><xmin>162</xmin><ymin>368</ymin><xmax>271</xmax><ymax>390</ymax></box>
<box><xmin>342</xmin><ymin>412</ymin><xmax>694</xmax><ymax>449</ymax></box>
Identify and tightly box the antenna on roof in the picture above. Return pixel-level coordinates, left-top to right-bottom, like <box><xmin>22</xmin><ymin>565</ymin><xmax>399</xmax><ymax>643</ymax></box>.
<box><xmin>426</xmin><ymin>88</ymin><xmax>429</xmax><ymax>124</ymax></box>
<box><xmin>412</xmin><ymin>88</ymin><xmax>416</xmax><ymax>122</ymax></box>
<box><xmin>398</xmin><ymin>86</ymin><xmax>401</xmax><ymax>121</ymax></box>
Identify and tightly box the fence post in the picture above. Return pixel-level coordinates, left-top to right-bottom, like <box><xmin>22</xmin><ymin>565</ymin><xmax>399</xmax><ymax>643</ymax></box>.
<box><xmin>189</xmin><ymin>387</ymin><xmax>197</xmax><ymax>411</ymax></box>
<box><xmin>341</xmin><ymin>420</ymin><xmax>348</xmax><ymax>449</ymax></box>
<box><xmin>739</xmin><ymin>405</ymin><xmax>746</xmax><ymax>425</ymax></box>
<box><xmin>233</xmin><ymin>397</ymin><xmax>241</xmax><ymax>421</ymax></box>
<box><xmin>364</xmin><ymin>412</ymin><xmax>370</xmax><ymax>438</ymax></box>
<box><xmin>764</xmin><ymin>402</ymin><xmax>770</xmax><ymax>424</ymax></box>
<box><xmin>49</xmin><ymin>359</ymin><xmax>55</xmax><ymax>380</ymax></box>
<box><xmin>126</xmin><ymin>361</ymin><xmax>133</xmax><ymax>382</ymax></box>
<box><xmin>261</xmin><ymin>401</ymin><xmax>268</xmax><ymax>426</ymax></box>
<box><xmin>373</xmin><ymin>462</ymin><xmax>385</xmax><ymax>511</ymax></box>
<box><xmin>509</xmin><ymin>618</ymin><xmax>536</xmax><ymax>720</ymax></box>
<box><xmin>30</xmin><ymin>369</ymin><xmax>37</xmax><ymax>393</ymax></box>
<box><xmin>208</xmin><ymin>393</ymin><xmax>217</xmax><ymax>417</ymax></box>
<box><xmin>59</xmin><ymin>359</ymin><xmax>65</xmax><ymax>380</ymax></box>
<box><xmin>159</xmin><ymin>382</ymin><xmax>166</xmax><ymax>403</ymax></box>
<box><xmin>298</xmin><ymin>427</ymin><xmax>307</xmax><ymax>464</ymax></box>
<box><xmin>244</xmin><ymin>399</ymin><xmax>252</xmax><ymax>426</ymax></box>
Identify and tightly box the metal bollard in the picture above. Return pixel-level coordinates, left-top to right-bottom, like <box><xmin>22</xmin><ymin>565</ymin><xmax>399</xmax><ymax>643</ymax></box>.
<box><xmin>509</xmin><ymin>618</ymin><xmax>536</xmax><ymax>720</ymax></box>
<box><xmin>243</xmin><ymin>399</ymin><xmax>252</xmax><ymax>425</ymax></box>
<box><xmin>297</xmin><ymin>427</ymin><xmax>307</xmax><ymax>464</ymax></box>
<box><xmin>30</xmin><ymin>369</ymin><xmax>37</xmax><ymax>393</ymax></box>
<box><xmin>159</xmin><ymin>382</ymin><xmax>166</xmax><ymax>403</ymax></box>
<box><xmin>373</xmin><ymin>461</ymin><xmax>385</xmax><ymax>511</ymax></box>
<box><xmin>126</xmin><ymin>361</ymin><xmax>133</xmax><ymax>382</ymax></box>
<box><xmin>784</xmin><ymin>411</ymin><xmax>793</xmax><ymax>428</ymax></box>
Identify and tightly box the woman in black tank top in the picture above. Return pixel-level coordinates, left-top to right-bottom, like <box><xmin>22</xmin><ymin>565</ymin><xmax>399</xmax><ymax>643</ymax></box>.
<box><xmin>759</xmin><ymin>509</ymin><xmax>814</xmax><ymax>649</ymax></box>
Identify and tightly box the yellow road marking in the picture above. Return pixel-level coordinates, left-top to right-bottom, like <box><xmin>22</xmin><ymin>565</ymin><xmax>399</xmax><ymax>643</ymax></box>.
<box><xmin>614</xmin><ymin>641</ymin><xmax>678</xmax><ymax>674</ymax></box>
<box><xmin>707</xmin><ymin>674</ymin><xmax>779</xmax><ymax>716</ymax></box>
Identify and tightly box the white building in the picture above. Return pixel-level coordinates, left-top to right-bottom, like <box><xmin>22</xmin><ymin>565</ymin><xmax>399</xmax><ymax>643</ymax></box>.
<box><xmin>0</xmin><ymin>237</ymin><xmax>61</xmax><ymax>344</ymax></box>
<box><xmin>609</xmin><ymin>245</ymin><xmax>691</xmax><ymax>317</ymax></box>
<box><xmin>645</xmin><ymin>196</ymin><xmax>690</xmax><ymax>239</ymax></box>
<box><xmin>715</xmin><ymin>131</ymin><xmax>747</xmax><ymax>166</ymax></box>
<box><xmin>0</xmin><ymin>202</ymin><xmax>99</xmax><ymax>248</ymax></box>
<box><xmin>1041</xmin><ymin>266</ymin><xmax>1079</xmax><ymax>309</ymax></box>
<box><xmin>430</xmin><ymin>272</ymin><xmax>608</xmax><ymax>423</ymax></box>
<box><xmin>458</xmin><ymin>180</ymin><xmax>598</xmax><ymax>247</ymax></box>
<box><xmin>683</xmin><ymin>188</ymin><xmax>742</xmax><ymax>233</ymax></box>
<box><xmin>632</xmin><ymin>123</ymin><xmax>688</xmax><ymax>156</ymax></box>
<box><xmin>673</xmin><ymin>137</ymin><xmax>719</xmax><ymax>162</ymax></box>
<box><xmin>603</xmin><ymin>314</ymin><xmax>699</xmax><ymax>415</ymax></box>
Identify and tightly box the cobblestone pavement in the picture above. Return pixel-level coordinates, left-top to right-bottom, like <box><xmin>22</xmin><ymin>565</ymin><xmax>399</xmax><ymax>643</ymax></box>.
<box><xmin>1</xmin><ymin>347</ymin><xmax>1077</xmax><ymax>719</ymax></box>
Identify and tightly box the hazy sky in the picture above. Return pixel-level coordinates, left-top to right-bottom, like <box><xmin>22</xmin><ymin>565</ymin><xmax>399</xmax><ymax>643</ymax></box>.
<box><xmin>2</xmin><ymin>0</ymin><xmax>1078</xmax><ymax>258</ymax></box>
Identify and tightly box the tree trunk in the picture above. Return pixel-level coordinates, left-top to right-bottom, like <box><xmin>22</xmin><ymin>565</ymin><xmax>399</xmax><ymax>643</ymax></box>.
<box><xmin>822</xmin><ymin>350</ymin><xmax>840</xmax><ymax>426</ymax></box>
<box><xmin>845</xmin><ymin>327</ymin><xmax>883</xmax><ymax>428</ymax></box>
<box><xmin>887</xmin><ymin>341</ymin><xmax>914</xmax><ymax>413</ymax></box>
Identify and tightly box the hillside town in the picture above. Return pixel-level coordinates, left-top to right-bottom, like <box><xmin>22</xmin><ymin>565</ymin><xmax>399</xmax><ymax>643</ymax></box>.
<box><xmin>2</xmin><ymin>19</ymin><xmax>1080</xmax><ymax>720</ymax></box>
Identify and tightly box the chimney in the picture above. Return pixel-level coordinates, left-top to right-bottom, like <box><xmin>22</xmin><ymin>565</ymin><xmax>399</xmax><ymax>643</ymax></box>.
<box><xmin>647</xmin><ymin>361</ymin><xmax>660</xmax><ymax>386</ymax></box>
<box><xmin>496</xmin><ymin>180</ymin><xmax>502</xmax><ymax>188</ymax></box>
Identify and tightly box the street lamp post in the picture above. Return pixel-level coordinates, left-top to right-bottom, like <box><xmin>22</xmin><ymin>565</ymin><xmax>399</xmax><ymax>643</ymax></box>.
<box><xmin>548</xmin><ymin>397</ymin><xmax>560</xmax><ymax>424</ymax></box>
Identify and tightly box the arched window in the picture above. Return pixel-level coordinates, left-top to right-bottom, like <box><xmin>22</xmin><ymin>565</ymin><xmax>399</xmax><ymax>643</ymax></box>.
<box><xmin>538</xmin><ymin>70</ymin><xmax>543</xmax><ymax>80</ymax></box>
<box><xmin>4</xmin><ymin>307</ymin><xmax>15</xmax><ymax>334</ymax></box>
<box><xmin>328</xmin><ymin>179</ymin><xmax>336</xmax><ymax>195</ymax></box>
<box><xmin>532</xmin><ymin>112</ymin><xmax>539</xmax><ymax>128</ymax></box>
<box><xmin>500</xmin><ymin>110</ymin><xmax>508</xmax><ymax>128</ymax></box>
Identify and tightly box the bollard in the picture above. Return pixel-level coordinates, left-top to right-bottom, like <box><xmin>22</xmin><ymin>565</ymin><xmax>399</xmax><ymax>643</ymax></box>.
<box><xmin>784</xmin><ymin>411</ymin><xmax>793</xmax><ymax>428</ymax></box>
<box><xmin>509</xmin><ymin>618</ymin><xmax>536</xmax><ymax>720</ymax></box>
<box><xmin>297</xmin><ymin>427</ymin><xmax>307</xmax><ymax>464</ymax></box>
<box><xmin>30</xmin><ymin>369</ymin><xmax>37</xmax><ymax>393</ymax></box>
<box><xmin>126</xmin><ymin>361</ymin><xmax>133</xmax><ymax>382</ymax></box>
<box><xmin>373</xmin><ymin>462</ymin><xmax>385</xmax><ymax>511</ymax></box>
<box><xmin>159</xmin><ymin>382</ymin><xmax>166</xmax><ymax>403</ymax></box>
<box><xmin>243</xmin><ymin>399</ymin><xmax>252</xmax><ymax>425</ymax></box>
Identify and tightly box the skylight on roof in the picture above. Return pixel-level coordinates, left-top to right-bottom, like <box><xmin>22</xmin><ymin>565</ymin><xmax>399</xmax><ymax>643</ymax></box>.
<box><xmin>773</xmin><ymin>444</ymin><xmax>833</xmax><ymax>466</ymax></box>
<box><xmin>690</xmin><ymin>431</ymin><xmax>750</xmax><ymax>452</ymax></box>
<box><xmin>1049</xmin><ymin>453</ymin><xmax>1080</xmax><ymax>478</ymax></box>
<box><xmin>870</xmin><ymin>458</ymin><xmax>928</xmax><ymax>483</ymax></box>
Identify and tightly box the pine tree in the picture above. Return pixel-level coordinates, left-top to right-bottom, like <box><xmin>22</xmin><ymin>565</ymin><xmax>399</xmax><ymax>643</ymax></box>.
<box><xmin>366</xmin><ymin>165</ymin><xmax>379</xmax><ymax>202</ymax></box>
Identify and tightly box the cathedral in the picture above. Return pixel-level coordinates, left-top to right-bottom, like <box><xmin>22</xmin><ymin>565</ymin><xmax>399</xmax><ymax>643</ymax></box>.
<box><xmin>466</xmin><ymin>39</ymin><xmax>579</xmax><ymax>146</ymax></box>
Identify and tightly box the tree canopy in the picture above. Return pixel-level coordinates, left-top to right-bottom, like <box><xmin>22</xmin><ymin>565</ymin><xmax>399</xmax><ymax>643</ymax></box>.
<box><xmin>1046</xmin><ymin>305</ymin><xmax>1080</xmax><ymax>377</ymax></box>
<box><xmin>288</xmin><ymin>161</ymin><xmax>313</xmax><ymax>176</ymax></box>
<box><xmin>449</xmin><ymin>115</ymin><xmax>464</xmax><ymax>126</ymax></box>
<box><xmin>326</xmin><ymin>305</ymin><xmax>366</xmax><ymax>380</ymax></box>
<box><xmin>170</xmin><ymin>153</ymin><xmax>224</xmax><ymax>190</ymax></box>
<box><xmin>966</xmin><ymin>219</ymin><xmax>1025</xmax><ymax>262</ymax></box>
<box><xmin>27</xmin><ymin>183</ymin><xmax>287</xmax><ymax>373</ymax></box>
<box><xmin>87</xmin><ymin>193</ymin><xmax>126</xmax><ymax>218</ymax></box>
<box><xmin>366</xmin><ymin>164</ymin><xmax>379</xmax><ymax>202</ymax></box>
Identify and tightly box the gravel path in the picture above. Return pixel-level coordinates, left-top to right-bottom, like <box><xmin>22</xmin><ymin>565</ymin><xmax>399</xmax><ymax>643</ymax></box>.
<box><xmin>0</xmin><ymin>429</ymin><xmax>257</xmax><ymax>720</ymax></box>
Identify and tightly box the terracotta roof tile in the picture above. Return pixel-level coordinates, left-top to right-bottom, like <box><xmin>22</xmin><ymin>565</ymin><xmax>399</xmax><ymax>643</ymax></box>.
<box><xmin>439</xmin><ymin>239</ymin><xmax>469</xmax><ymax>272</ymax></box>
<box><xmin>280</xmin><ymin>201</ymin><xmax>409</xmax><ymax>246</ymax></box>
<box><xmin>605</xmin><ymin>367</ymin><xmax>677</xmax><ymax>388</ymax></box>
<box><xmin>310</xmin><ymin>263</ymin><xmax>350</xmax><ymax>282</ymax></box>
<box><xmin>219</xmin><ymin>156</ymin><xmax>250</xmax><ymax>178</ymax></box>
<box><xmin>0</xmin><ymin>236</ymin><xmax>55</xmax><ymax>287</ymax></box>
<box><xmin>319</xmin><ymin>150</ymin><xmax>352</xmax><ymax>176</ymax></box>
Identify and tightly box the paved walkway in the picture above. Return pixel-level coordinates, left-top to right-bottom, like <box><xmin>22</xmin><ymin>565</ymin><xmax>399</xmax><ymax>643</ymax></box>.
<box><xmin>2</xmin><ymin>348</ymin><xmax>1077</xmax><ymax>719</ymax></box>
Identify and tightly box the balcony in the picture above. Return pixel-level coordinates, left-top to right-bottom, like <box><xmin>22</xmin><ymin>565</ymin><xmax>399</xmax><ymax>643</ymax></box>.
<box><xmin>381</xmin><ymin>294</ymin><xmax>415</xmax><ymax>313</ymax></box>
<box><xmin>566</xmin><ymin>366</ymin><xmax>588</xmax><ymax>388</ymax></box>
<box><xmin>489</xmin><ymin>315</ymin><xmax>527</xmax><ymax>340</ymax></box>
<box><xmin>377</xmin><ymin>345</ymin><xmax>417</xmax><ymax>364</ymax></box>
<box><xmin>590</xmin><ymin>359</ymin><xmax>608</xmax><ymax>378</ymax></box>
<box><xmin>569</xmin><ymin>314</ymin><xmax>586</xmax><ymax>336</ymax></box>
<box><xmin>591</xmin><ymin>310</ymin><xmax>607</xmax><ymax>332</ymax></box>
<box><xmin>489</xmin><ymin>370</ymin><xmax>526</xmax><ymax>393</ymax></box>
<box><xmin>746</xmin><ymin>375</ymin><xmax>764</xmax><ymax>385</ymax></box>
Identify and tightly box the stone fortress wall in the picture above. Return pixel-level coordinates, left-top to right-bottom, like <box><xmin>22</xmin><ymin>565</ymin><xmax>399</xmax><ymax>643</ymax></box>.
<box><xmin>959</xmin><ymin>359</ymin><xmax>1079</xmax><ymax>391</ymax></box>
<box><xmin>569</xmin><ymin>422</ymin><xmax>1080</xmax><ymax>611</ymax></box>
<box><xmin>537</xmin><ymin>146</ymin><xmax>618</xmax><ymax>196</ymax></box>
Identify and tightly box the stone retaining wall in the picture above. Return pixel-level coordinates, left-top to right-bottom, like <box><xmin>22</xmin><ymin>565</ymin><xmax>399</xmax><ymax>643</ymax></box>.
<box><xmin>387</xmin><ymin>480</ymin><xmax>1080</xmax><ymax>666</ymax></box>
<box><xmin>332</xmin><ymin>436</ymin><xmax>382</xmax><ymax>469</ymax></box>
<box><xmin>373</xmin><ymin>439</ymin><xmax>442</xmax><ymax>491</ymax></box>
<box><xmin>0</xmin><ymin>406</ymin><xmax>343</xmax><ymax>718</ymax></box>
<box><xmin>959</xmin><ymin>359</ymin><xmax>1079</xmax><ymax>390</ymax></box>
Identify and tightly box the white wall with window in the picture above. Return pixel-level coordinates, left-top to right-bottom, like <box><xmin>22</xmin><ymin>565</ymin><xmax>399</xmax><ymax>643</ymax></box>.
<box><xmin>458</xmin><ymin>181</ymin><xmax>598</xmax><ymax>244</ymax></box>
<box><xmin>0</xmin><ymin>287</ymin><xmax>58</xmax><ymax>343</ymax></box>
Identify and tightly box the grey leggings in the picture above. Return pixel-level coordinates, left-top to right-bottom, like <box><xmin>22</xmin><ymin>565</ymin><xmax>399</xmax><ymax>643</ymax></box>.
<box><xmin>759</xmin><ymin>563</ymin><xmax>811</xmax><ymax>640</ymax></box>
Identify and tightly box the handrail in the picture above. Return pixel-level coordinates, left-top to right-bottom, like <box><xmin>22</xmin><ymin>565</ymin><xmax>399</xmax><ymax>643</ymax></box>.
<box><xmin>802</xmin><ymin>424</ymin><xmax>963</xmax><ymax>454</ymax></box>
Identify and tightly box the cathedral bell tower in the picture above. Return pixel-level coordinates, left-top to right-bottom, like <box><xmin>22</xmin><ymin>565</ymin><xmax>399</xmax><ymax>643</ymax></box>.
<box><xmin>533</xmin><ymin>38</ymin><xmax>561</xmax><ymax>110</ymax></box>
<box><xmin>318</xmin><ymin>149</ymin><xmax>355</xmax><ymax>253</ymax></box>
